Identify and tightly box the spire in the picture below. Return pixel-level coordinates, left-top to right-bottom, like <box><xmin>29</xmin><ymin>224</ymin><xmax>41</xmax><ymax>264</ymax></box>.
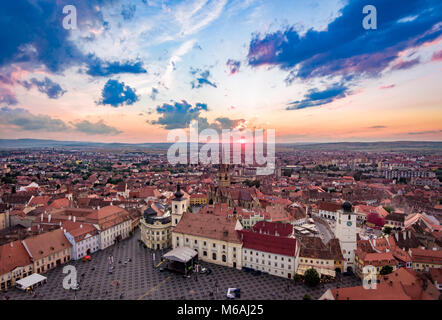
<box><xmin>174</xmin><ymin>183</ymin><xmax>184</xmax><ymax>200</ymax></box>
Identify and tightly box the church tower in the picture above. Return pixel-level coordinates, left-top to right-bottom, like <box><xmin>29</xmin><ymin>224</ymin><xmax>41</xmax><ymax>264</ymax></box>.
<box><xmin>218</xmin><ymin>164</ymin><xmax>231</xmax><ymax>187</ymax></box>
<box><xmin>335</xmin><ymin>201</ymin><xmax>357</xmax><ymax>272</ymax></box>
<box><xmin>172</xmin><ymin>183</ymin><xmax>186</xmax><ymax>227</ymax></box>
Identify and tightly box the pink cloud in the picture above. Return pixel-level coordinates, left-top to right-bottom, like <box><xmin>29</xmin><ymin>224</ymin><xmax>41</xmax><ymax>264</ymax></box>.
<box><xmin>380</xmin><ymin>84</ymin><xmax>395</xmax><ymax>90</ymax></box>
<box><xmin>431</xmin><ymin>50</ymin><xmax>442</xmax><ymax>62</ymax></box>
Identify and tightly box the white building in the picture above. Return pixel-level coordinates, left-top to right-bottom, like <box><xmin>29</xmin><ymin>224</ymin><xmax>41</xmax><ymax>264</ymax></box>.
<box><xmin>85</xmin><ymin>206</ymin><xmax>132</xmax><ymax>250</ymax></box>
<box><xmin>239</xmin><ymin>222</ymin><xmax>300</xmax><ymax>279</ymax></box>
<box><xmin>63</xmin><ymin>221</ymin><xmax>100</xmax><ymax>260</ymax></box>
<box><xmin>334</xmin><ymin>202</ymin><xmax>357</xmax><ymax>272</ymax></box>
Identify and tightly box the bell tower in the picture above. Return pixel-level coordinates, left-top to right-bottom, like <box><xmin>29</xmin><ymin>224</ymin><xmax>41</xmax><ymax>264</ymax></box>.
<box><xmin>172</xmin><ymin>183</ymin><xmax>186</xmax><ymax>227</ymax></box>
<box><xmin>335</xmin><ymin>201</ymin><xmax>357</xmax><ymax>272</ymax></box>
<box><xmin>218</xmin><ymin>164</ymin><xmax>230</xmax><ymax>187</ymax></box>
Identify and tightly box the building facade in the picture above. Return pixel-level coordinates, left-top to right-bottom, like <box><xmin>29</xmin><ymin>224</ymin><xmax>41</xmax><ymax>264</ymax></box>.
<box><xmin>334</xmin><ymin>201</ymin><xmax>357</xmax><ymax>272</ymax></box>
<box><xmin>172</xmin><ymin>212</ymin><xmax>242</xmax><ymax>269</ymax></box>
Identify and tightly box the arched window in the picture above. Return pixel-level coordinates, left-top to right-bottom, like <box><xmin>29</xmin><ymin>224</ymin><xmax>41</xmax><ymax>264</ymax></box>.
<box><xmin>222</xmin><ymin>255</ymin><xmax>227</xmax><ymax>262</ymax></box>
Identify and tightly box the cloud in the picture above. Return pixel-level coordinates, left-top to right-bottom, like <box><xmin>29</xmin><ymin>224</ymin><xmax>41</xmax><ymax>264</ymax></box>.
<box><xmin>190</xmin><ymin>68</ymin><xmax>217</xmax><ymax>89</ymax></box>
<box><xmin>431</xmin><ymin>50</ymin><xmax>442</xmax><ymax>61</ymax></box>
<box><xmin>286</xmin><ymin>83</ymin><xmax>349</xmax><ymax>110</ymax></box>
<box><xmin>0</xmin><ymin>1</ymin><xmax>113</xmax><ymax>73</ymax></box>
<box><xmin>247</xmin><ymin>0</ymin><xmax>442</xmax><ymax>81</ymax></box>
<box><xmin>174</xmin><ymin>0</ymin><xmax>227</xmax><ymax>37</ymax></box>
<box><xmin>226</xmin><ymin>59</ymin><xmax>241</xmax><ymax>74</ymax></box>
<box><xmin>97</xmin><ymin>79</ymin><xmax>139</xmax><ymax>107</ymax></box>
<box><xmin>149</xmin><ymin>100</ymin><xmax>208</xmax><ymax>129</ymax></box>
<box><xmin>150</xmin><ymin>87</ymin><xmax>159</xmax><ymax>100</ymax></box>
<box><xmin>71</xmin><ymin>120</ymin><xmax>122</xmax><ymax>135</ymax></box>
<box><xmin>408</xmin><ymin>130</ymin><xmax>440</xmax><ymax>135</ymax></box>
<box><xmin>121</xmin><ymin>4</ymin><xmax>136</xmax><ymax>21</ymax></box>
<box><xmin>20</xmin><ymin>77</ymin><xmax>66</xmax><ymax>99</ymax></box>
<box><xmin>0</xmin><ymin>107</ymin><xmax>122</xmax><ymax>135</ymax></box>
<box><xmin>85</xmin><ymin>56</ymin><xmax>147</xmax><ymax>76</ymax></box>
<box><xmin>391</xmin><ymin>58</ymin><xmax>420</xmax><ymax>71</ymax></box>
<box><xmin>0</xmin><ymin>107</ymin><xmax>69</xmax><ymax>131</ymax></box>
<box><xmin>379</xmin><ymin>84</ymin><xmax>395</xmax><ymax>90</ymax></box>
<box><xmin>0</xmin><ymin>87</ymin><xmax>18</xmax><ymax>105</ymax></box>
<box><xmin>214</xmin><ymin>117</ymin><xmax>246</xmax><ymax>129</ymax></box>
<box><xmin>369</xmin><ymin>125</ymin><xmax>387</xmax><ymax>129</ymax></box>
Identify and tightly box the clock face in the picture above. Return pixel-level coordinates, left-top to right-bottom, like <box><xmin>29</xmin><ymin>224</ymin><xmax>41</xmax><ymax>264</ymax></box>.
<box><xmin>347</xmin><ymin>221</ymin><xmax>352</xmax><ymax>227</ymax></box>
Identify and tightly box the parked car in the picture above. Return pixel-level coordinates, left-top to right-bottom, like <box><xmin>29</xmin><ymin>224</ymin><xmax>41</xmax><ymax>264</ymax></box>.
<box><xmin>82</xmin><ymin>255</ymin><xmax>92</xmax><ymax>262</ymax></box>
<box><xmin>200</xmin><ymin>267</ymin><xmax>212</xmax><ymax>275</ymax></box>
<box><xmin>226</xmin><ymin>288</ymin><xmax>241</xmax><ymax>299</ymax></box>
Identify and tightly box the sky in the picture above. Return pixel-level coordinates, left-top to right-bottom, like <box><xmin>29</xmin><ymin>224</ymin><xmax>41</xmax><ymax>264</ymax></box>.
<box><xmin>0</xmin><ymin>0</ymin><xmax>441</xmax><ymax>143</ymax></box>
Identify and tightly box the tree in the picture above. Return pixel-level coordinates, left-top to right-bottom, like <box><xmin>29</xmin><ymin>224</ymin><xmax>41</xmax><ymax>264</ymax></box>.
<box><xmin>383</xmin><ymin>206</ymin><xmax>394</xmax><ymax>214</ymax></box>
<box><xmin>353</xmin><ymin>171</ymin><xmax>363</xmax><ymax>181</ymax></box>
<box><xmin>302</xmin><ymin>294</ymin><xmax>312</xmax><ymax>300</ymax></box>
<box><xmin>380</xmin><ymin>265</ymin><xmax>393</xmax><ymax>275</ymax></box>
<box><xmin>304</xmin><ymin>268</ymin><xmax>320</xmax><ymax>287</ymax></box>
<box><xmin>293</xmin><ymin>274</ymin><xmax>302</xmax><ymax>283</ymax></box>
<box><xmin>383</xmin><ymin>226</ymin><xmax>392</xmax><ymax>235</ymax></box>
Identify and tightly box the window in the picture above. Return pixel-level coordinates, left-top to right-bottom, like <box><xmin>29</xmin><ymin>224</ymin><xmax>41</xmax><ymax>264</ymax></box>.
<box><xmin>203</xmin><ymin>251</ymin><xmax>207</xmax><ymax>257</ymax></box>
<box><xmin>213</xmin><ymin>243</ymin><xmax>216</xmax><ymax>248</ymax></box>
<box><xmin>194</xmin><ymin>240</ymin><xmax>197</xmax><ymax>244</ymax></box>
<box><xmin>222</xmin><ymin>255</ymin><xmax>227</xmax><ymax>262</ymax></box>
<box><xmin>212</xmin><ymin>253</ymin><xmax>217</xmax><ymax>260</ymax></box>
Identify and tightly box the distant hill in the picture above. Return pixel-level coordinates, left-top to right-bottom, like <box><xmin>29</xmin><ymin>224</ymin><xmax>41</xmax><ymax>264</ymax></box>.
<box><xmin>0</xmin><ymin>139</ymin><xmax>171</xmax><ymax>150</ymax></box>
<box><xmin>279</xmin><ymin>141</ymin><xmax>442</xmax><ymax>152</ymax></box>
<box><xmin>0</xmin><ymin>139</ymin><xmax>440</xmax><ymax>152</ymax></box>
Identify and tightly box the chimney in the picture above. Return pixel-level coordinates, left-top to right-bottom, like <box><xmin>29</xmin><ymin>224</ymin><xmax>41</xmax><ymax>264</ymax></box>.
<box><xmin>68</xmin><ymin>215</ymin><xmax>72</xmax><ymax>221</ymax></box>
<box><xmin>73</xmin><ymin>216</ymin><xmax>76</xmax><ymax>223</ymax></box>
<box><xmin>40</xmin><ymin>214</ymin><xmax>43</xmax><ymax>222</ymax></box>
<box><xmin>403</xmin><ymin>230</ymin><xmax>406</xmax><ymax>239</ymax></box>
<box><xmin>408</xmin><ymin>230</ymin><xmax>411</xmax><ymax>239</ymax></box>
<box><xmin>48</xmin><ymin>214</ymin><xmax>51</xmax><ymax>223</ymax></box>
<box><xmin>395</xmin><ymin>232</ymin><xmax>399</xmax><ymax>242</ymax></box>
<box><xmin>80</xmin><ymin>224</ymin><xmax>83</xmax><ymax>228</ymax></box>
<box><xmin>10</xmin><ymin>242</ymin><xmax>13</xmax><ymax>247</ymax></box>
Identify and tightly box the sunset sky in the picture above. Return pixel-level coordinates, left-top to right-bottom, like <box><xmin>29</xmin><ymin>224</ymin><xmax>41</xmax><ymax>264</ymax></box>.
<box><xmin>0</xmin><ymin>0</ymin><xmax>441</xmax><ymax>143</ymax></box>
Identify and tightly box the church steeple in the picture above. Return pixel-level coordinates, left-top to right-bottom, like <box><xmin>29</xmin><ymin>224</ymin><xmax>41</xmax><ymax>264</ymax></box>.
<box><xmin>218</xmin><ymin>164</ymin><xmax>230</xmax><ymax>187</ymax></box>
<box><xmin>172</xmin><ymin>183</ymin><xmax>186</xmax><ymax>227</ymax></box>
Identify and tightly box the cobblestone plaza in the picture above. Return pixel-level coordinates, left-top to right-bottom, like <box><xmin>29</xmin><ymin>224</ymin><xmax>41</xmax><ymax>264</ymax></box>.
<box><xmin>1</xmin><ymin>230</ymin><xmax>361</xmax><ymax>300</ymax></box>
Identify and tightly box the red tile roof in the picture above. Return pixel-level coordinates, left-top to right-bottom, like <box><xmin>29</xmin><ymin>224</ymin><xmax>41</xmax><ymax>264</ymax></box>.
<box><xmin>251</xmin><ymin>221</ymin><xmax>293</xmax><ymax>237</ymax></box>
<box><xmin>239</xmin><ymin>229</ymin><xmax>298</xmax><ymax>256</ymax></box>
<box><xmin>23</xmin><ymin>228</ymin><xmax>72</xmax><ymax>260</ymax></box>
<box><xmin>173</xmin><ymin>212</ymin><xmax>241</xmax><ymax>243</ymax></box>
<box><xmin>0</xmin><ymin>240</ymin><xmax>32</xmax><ymax>275</ymax></box>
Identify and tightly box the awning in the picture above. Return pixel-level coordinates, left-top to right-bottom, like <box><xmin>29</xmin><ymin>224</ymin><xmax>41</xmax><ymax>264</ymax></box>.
<box><xmin>163</xmin><ymin>247</ymin><xmax>198</xmax><ymax>263</ymax></box>
<box><xmin>296</xmin><ymin>265</ymin><xmax>336</xmax><ymax>277</ymax></box>
<box><xmin>15</xmin><ymin>273</ymin><xmax>47</xmax><ymax>290</ymax></box>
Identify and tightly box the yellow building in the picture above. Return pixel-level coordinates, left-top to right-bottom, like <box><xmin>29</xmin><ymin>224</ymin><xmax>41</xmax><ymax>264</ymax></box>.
<box><xmin>22</xmin><ymin>228</ymin><xmax>72</xmax><ymax>274</ymax></box>
<box><xmin>190</xmin><ymin>193</ymin><xmax>207</xmax><ymax>206</ymax></box>
<box><xmin>140</xmin><ymin>204</ymin><xmax>172</xmax><ymax>250</ymax></box>
<box><xmin>0</xmin><ymin>240</ymin><xmax>33</xmax><ymax>291</ymax></box>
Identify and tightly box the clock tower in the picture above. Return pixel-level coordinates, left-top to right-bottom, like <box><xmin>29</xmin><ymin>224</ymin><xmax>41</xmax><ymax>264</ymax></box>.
<box><xmin>335</xmin><ymin>201</ymin><xmax>357</xmax><ymax>272</ymax></box>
